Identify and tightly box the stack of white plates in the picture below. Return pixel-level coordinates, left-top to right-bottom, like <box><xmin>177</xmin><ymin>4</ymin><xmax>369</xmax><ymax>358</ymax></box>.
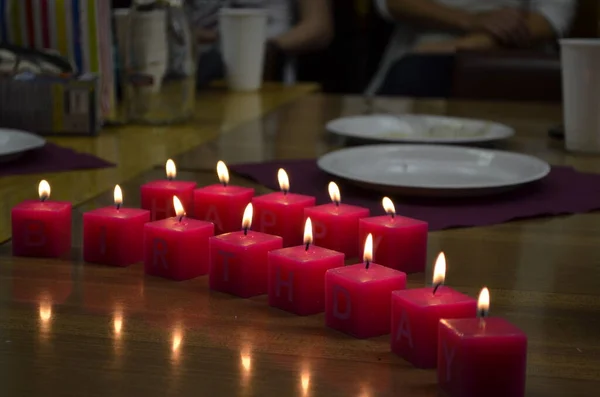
<box><xmin>0</xmin><ymin>128</ymin><xmax>46</xmax><ymax>163</ymax></box>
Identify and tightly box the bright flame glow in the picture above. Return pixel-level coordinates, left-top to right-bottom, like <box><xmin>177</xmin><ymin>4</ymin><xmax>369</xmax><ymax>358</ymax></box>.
<box><xmin>478</xmin><ymin>287</ymin><xmax>490</xmax><ymax>315</ymax></box>
<box><xmin>328</xmin><ymin>182</ymin><xmax>340</xmax><ymax>204</ymax></box>
<box><xmin>363</xmin><ymin>233</ymin><xmax>373</xmax><ymax>264</ymax></box>
<box><xmin>241</xmin><ymin>353</ymin><xmax>251</xmax><ymax>371</ymax></box>
<box><xmin>38</xmin><ymin>180</ymin><xmax>50</xmax><ymax>200</ymax></box>
<box><xmin>114</xmin><ymin>185</ymin><xmax>123</xmax><ymax>207</ymax></box>
<box><xmin>303</xmin><ymin>217</ymin><xmax>313</xmax><ymax>246</ymax></box>
<box><xmin>217</xmin><ymin>160</ymin><xmax>229</xmax><ymax>185</ymax></box>
<box><xmin>39</xmin><ymin>302</ymin><xmax>52</xmax><ymax>322</ymax></box>
<box><xmin>242</xmin><ymin>203</ymin><xmax>253</xmax><ymax>230</ymax></box>
<box><xmin>113</xmin><ymin>310</ymin><xmax>123</xmax><ymax>337</ymax></box>
<box><xmin>172</xmin><ymin>329</ymin><xmax>183</xmax><ymax>353</ymax></box>
<box><xmin>382</xmin><ymin>196</ymin><xmax>395</xmax><ymax>216</ymax></box>
<box><xmin>173</xmin><ymin>195</ymin><xmax>185</xmax><ymax>218</ymax></box>
<box><xmin>166</xmin><ymin>159</ymin><xmax>176</xmax><ymax>179</ymax></box>
<box><xmin>433</xmin><ymin>252</ymin><xmax>446</xmax><ymax>286</ymax></box>
<box><xmin>301</xmin><ymin>371</ymin><xmax>310</xmax><ymax>395</ymax></box>
<box><xmin>278</xmin><ymin>168</ymin><xmax>290</xmax><ymax>192</ymax></box>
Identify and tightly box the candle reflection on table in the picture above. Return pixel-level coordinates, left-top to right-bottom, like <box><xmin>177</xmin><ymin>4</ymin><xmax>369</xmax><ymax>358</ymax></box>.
<box><xmin>38</xmin><ymin>297</ymin><xmax>52</xmax><ymax>339</ymax></box>
<box><xmin>171</xmin><ymin>325</ymin><xmax>183</xmax><ymax>362</ymax></box>
<box><xmin>240</xmin><ymin>348</ymin><xmax>252</xmax><ymax>389</ymax></box>
<box><xmin>301</xmin><ymin>364</ymin><xmax>310</xmax><ymax>396</ymax></box>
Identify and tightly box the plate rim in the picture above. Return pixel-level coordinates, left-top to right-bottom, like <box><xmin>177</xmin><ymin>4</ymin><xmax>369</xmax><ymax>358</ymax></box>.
<box><xmin>0</xmin><ymin>127</ymin><xmax>46</xmax><ymax>157</ymax></box>
<box><xmin>326</xmin><ymin>114</ymin><xmax>515</xmax><ymax>143</ymax></box>
<box><xmin>317</xmin><ymin>144</ymin><xmax>551</xmax><ymax>190</ymax></box>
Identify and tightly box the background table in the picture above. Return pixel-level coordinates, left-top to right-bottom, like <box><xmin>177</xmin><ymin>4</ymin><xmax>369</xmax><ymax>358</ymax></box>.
<box><xmin>0</xmin><ymin>92</ymin><xmax>598</xmax><ymax>397</ymax></box>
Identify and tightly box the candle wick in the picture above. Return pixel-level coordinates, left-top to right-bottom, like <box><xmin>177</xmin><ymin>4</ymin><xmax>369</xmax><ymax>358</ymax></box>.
<box><xmin>178</xmin><ymin>215</ymin><xmax>184</xmax><ymax>223</ymax></box>
<box><xmin>334</xmin><ymin>200</ymin><xmax>340</xmax><ymax>207</ymax></box>
<box><xmin>432</xmin><ymin>283</ymin><xmax>441</xmax><ymax>296</ymax></box>
<box><xmin>168</xmin><ymin>176</ymin><xmax>174</xmax><ymax>181</ymax></box>
<box><xmin>243</xmin><ymin>227</ymin><xmax>248</xmax><ymax>236</ymax></box>
<box><xmin>40</xmin><ymin>196</ymin><xmax>48</xmax><ymax>202</ymax></box>
<box><xmin>116</xmin><ymin>203</ymin><xmax>122</xmax><ymax>210</ymax></box>
<box><xmin>390</xmin><ymin>212</ymin><xmax>395</xmax><ymax>219</ymax></box>
<box><xmin>305</xmin><ymin>242</ymin><xmax>310</xmax><ymax>251</ymax></box>
<box><xmin>478</xmin><ymin>309</ymin><xmax>488</xmax><ymax>319</ymax></box>
<box><xmin>365</xmin><ymin>260</ymin><xmax>370</xmax><ymax>270</ymax></box>
<box><xmin>222</xmin><ymin>182</ymin><xmax>227</xmax><ymax>188</ymax></box>
<box><xmin>283</xmin><ymin>189</ymin><xmax>288</xmax><ymax>196</ymax></box>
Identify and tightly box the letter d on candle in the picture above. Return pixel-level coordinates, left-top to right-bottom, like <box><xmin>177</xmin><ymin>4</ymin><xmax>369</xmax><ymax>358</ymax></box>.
<box><xmin>332</xmin><ymin>285</ymin><xmax>351</xmax><ymax>320</ymax></box>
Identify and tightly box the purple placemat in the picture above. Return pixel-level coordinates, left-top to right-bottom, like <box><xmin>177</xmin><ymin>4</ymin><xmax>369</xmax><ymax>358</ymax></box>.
<box><xmin>231</xmin><ymin>159</ymin><xmax>600</xmax><ymax>231</ymax></box>
<box><xmin>0</xmin><ymin>142</ymin><xmax>114</xmax><ymax>176</ymax></box>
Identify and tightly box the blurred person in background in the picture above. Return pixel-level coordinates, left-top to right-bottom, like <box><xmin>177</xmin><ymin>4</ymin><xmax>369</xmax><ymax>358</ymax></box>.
<box><xmin>367</xmin><ymin>0</ymin><xmax>577</xmax><ymax>97</ymax></box>
<box><xmin>188</xmin><ymin>0</ymin><xmax>333</xmax><ymax>87</ymax></box>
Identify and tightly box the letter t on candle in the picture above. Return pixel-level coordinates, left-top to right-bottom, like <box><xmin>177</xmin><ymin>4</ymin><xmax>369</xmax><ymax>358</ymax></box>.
<box><xmin>438</xmin><ymin>288</ymin><xmax>528</xmax><ymax>397</ymax></box>
<box><xmin>390</xmin><ymin>252</ymin><xmax>477</xmax><ymax>368</ymax></box>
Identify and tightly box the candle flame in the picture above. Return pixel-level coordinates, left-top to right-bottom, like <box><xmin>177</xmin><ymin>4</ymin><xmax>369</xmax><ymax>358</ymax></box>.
<box><xmin>303</xmin><ymin>217</ymin><xmax>313</xmax><ymax>246</ymax></box>
<box><xmin>241</xmin><ymin>353</ymin><xmax>251</xmax><ymax>371</ymax></box>
<box><xmin>166</xmin><ymin>159</ymin><xmax>176</xmax><ymax>179</ymax></box>
<box><xmin>217</xmin><ymin>160</ymin><xmax>229</xmax><ymax>185</ymax></box>
<box><xmin>363</xmin><ymin>233</ymin><xmax>373</xmax><ymax>264</ymax></box>
<box><xmin>38</xmin><ymin>180</ymin><xmax>50</xmax><ymax>200</ymax></box>
<box><xmin>172</xmin><ymin>328</ymin><xmax>183</xmax><ymax>353</ymax></box>
<box><xmin>328</xmin><ymin>182</ymin><xmax>340</xmax><ymax>205</ymax></box>
<box><xmin>173</xmin><ymin>195</ymin><xmax>185</xmax><ymax>218</ymax></box>
<box><xmin>278</xmin><ymin>168</ymin><xmax>290</xmax><ymax>193</ymax></box>
<box><xmin>114</xmin><ymin>311</ymin><xmax>123</xmax><ymax>336</ymax></box>
<box><xmin>114</xmin><ymin>185</ymin><xmax>123</xmax><ymax>207</ymax></box>
<box><xmin>382</xmin><ymin>197</ymin><xmax>395</xmax><ymax>216</ymax></box>
<box><xmin>242</xmin><ymin>203</ymin><xmax>253</xmax><ymax>230</ymax></box>
<box><xmin>301</xmin><ymin>371</ymin><xmax>310</xmax><ymax>395</ymax></box>
<box><xmin>39</xmin><ymin>301</ymin><xmax>52</xmax><ymax>322</ymax></box>
<box><xmin>433</xmin><ymin>252</ymin><xmax>446</xmax><ymax>286</ymax></box>
<box><xmin>478</xmin><ymin>287</ymin><xmax>490</xmax><ymax>317</ymax></box>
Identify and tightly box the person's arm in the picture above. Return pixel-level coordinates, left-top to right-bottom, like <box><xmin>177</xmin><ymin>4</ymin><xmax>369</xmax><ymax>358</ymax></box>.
<box><xmin>271</xmin><ymin>0</ymin><xmax>333</xmax><ymax>53</ymax></box>
<box><xmin>527</xmin><ymin>0</ymin><xmax>576</xmax><ymax>40</ymax></box>
<box><xmin>375</xmin><ymin>0</ymin><xmax>475</xmax><ymax>32</ymax></box>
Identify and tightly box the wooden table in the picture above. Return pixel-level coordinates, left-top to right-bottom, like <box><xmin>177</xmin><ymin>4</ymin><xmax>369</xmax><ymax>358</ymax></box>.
<box><xmin>1</xmin><ymin>93</ymin><xmax>599</xmax><ymax>397</ymax></box>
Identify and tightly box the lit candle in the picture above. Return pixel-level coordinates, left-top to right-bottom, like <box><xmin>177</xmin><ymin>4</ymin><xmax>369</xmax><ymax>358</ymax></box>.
<box><xmin>193</xmin><ymin>161</ymin><xmax>254</xmax><ymax>235</ymax></box>
<box><xmin>267</xmin><ymin>217</ymin><xmax>345</xmax><ymax>315</ymax></box>
<box><xmin>140</xmin><ymin>159</ymin><xmax>197</xmax><ymax>221</ymax></box>
<box><xmin>324</xmin><ymin>234</ymin><xmax>406</xmax><ymax>338</ymax></box>
<box><xmin>438</xmin><ymin>287</ymin><xmax>527</xmax><ymax>397</ymax></box>
<box><xmin>83</xmin><ymin>185</ymin><xmax>150</xmax><ymax>266</ymax></box>
<box><xmin>143</xmin><ymin>195</ymin><xmax>214</xmax><ymax>280</ymax></box>
<box><xmin>358</xmin><ymin>197</ymin><xmax>428</xmax><ymax>273</ymax></box>
<box><xmin>304</xmin><ymin>182</ymin><xmax>369</xmax><ymax>258</ymax></box>
<box><xmin>11</xmin><ymin>180</ymin><xmax>72</xmax><ymax>257</ymax></box>
<box><xmin>252</xmin><ymin>168</ymin><xmax>316</xmax><ymax>247</ymax></box>
<box><xmin>390</xmin><ymin>252</ymin><xmax>477</xmax><ymax>368</ymax></box>
<box><xmin>209</xmin><ymin>203</ymin><xmax>283</xmax><ymax>297</ymax></box>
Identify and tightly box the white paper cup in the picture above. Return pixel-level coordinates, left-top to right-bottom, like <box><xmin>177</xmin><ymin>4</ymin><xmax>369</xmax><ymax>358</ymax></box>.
<box><xmin>560</xmin><ymin>39</ymin><xmax>600</xmax><ymax>153</ymax></box>
<box><xmin>219</xmin><ymin>8</ymin><xmax>267</xmax><ymax>91</ymax></box>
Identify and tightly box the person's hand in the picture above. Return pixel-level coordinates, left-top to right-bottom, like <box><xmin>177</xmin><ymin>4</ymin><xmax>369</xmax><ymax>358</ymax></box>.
<box><xmin>454</xmin><ymin>33</ymin><xmax>498</xmax><ymax>51</ymax></box>
<box><xmin>471</xmin><ymin>8</ymin><xmax>531</xmax><ymax>48</ymax></box>
<box><xmin>413</xmin><ymin>40</ymin><xmax>459</xmax><ymax>54</ymax></box>
<box><xmin>195</xmin><ymin>27</ymin><xmax>218</xmax><ymax>44</ymax></box>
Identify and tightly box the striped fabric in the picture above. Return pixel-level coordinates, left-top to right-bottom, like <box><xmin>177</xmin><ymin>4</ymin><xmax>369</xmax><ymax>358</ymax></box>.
<box><xmin>0</xmin><ymin>0</ymin><xmax>116</xmax><ymax>121</ymax></box>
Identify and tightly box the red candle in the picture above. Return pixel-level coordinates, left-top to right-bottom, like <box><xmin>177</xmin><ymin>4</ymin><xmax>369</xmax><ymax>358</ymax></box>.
<box><xmin>325</xmin><ymin>234</ymin><xmax>406</xmax><ymax>338</ymax></box>
<box><xmin>83</xmin><ymin>185</ymin><xmax>150</xmax><ymax>267</ymax></box>
<box><xmin>359</xmin><ymin>197</ymin><xmax>428</xmax><ymax>273</ymax></box>
<box><xmin>209</xmin><ymin>203</ymin><xmax>283</xmax><ymax>297</ymax></box>
<box><xmin>391</xmin><ymin>252</ymin><xmax>477</xmax><ymax>368</ymax></box>
<box><xmin>11</xmin><ymin>180</ymin><xmax>71</xmax><ymax>258</ymax></box>
<box><xmin>252</xmin><ymin>168</ymin><xmax>316</xmax><ymax>247</ymax></box>
<box><xmin>140</xmin><ymin>159</ymin><xmax>196</xmax><ymax>221</ymax></box>
<box><xmin>143</xmin><ymin>195</ymin><xmax>214</xmax><ymax>280</ymax></box>
<box><xmin>268</xmin><ymin>217</ymin><xmax>345</xmax><ymax>315</ymax></box>
<box><xmin>304</xmin><ymin>182</ymin><xmax>369</xmax><ymax>259</ymax></box>
<box><xmin>193</xmin><ymin>161</ymin><xmax>254</xmax><ymax>235</ymax></box>
<box><xmin>438</xmin><ymin>288</ymin><xmax>527</xmax><ymax>397</ymax></box>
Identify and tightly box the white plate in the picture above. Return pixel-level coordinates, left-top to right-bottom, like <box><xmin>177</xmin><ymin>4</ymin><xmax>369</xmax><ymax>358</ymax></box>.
<box><xmin>326</xmin><ymin>114</ymin><xmax>515</xmax><ymax>144</ymax></box>
<box><xmin>317</xmin><ymin>145</ymin><xmax>550</xmax><ymax>197</ymax></box>
<box><xmin>0</xmin><ymin>128</ymin><xmax>46</xmax><ymax>163</ymax></box>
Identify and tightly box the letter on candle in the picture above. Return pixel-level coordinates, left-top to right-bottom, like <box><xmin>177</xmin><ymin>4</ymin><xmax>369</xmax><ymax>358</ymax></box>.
<box><xmin>218</xmin><ymin>249</ymin><xmax>236</xmax><ymax>282</ymax></box>
<box><xmin>275</xmin><ymin>268</ymin><xmax>293</xmax><ymax>301</ymax></box>
<box><xmin>332</xmin><ymin>285</ymin><xmax>351</xmax><ymax>320</ymax></box>
<box><xmin>153</xmin><ymin>238</ymin><xmax>168</xmax><ymax>269</ymax></box>
<box><xmin>395</xmin><ymin>310</ymin><xmax>413</xmax><ymax>348</ymax></box>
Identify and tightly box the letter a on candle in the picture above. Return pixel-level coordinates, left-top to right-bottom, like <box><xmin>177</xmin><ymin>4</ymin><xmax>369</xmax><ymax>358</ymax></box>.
<box><xmin>205</xmin><ymin>205</ymin><xmax>223</xmax><ymax>232</ymax></box>
<box><xmin>275</xmin><ymin>267</ymin><xmax>294</xmax><ymax>301</ymax></box>
<box><xmin>395</xmin><ymin>309</ymin><xmax>413</xmax><ymax>348</ymax></box>
<box><xmin>153</xmin><ymin>238</ymin><xmax>168</xmax><ymax>269</ymax></box>
<box><xmin>333</xmin><ymin>285</ymin><xmax>351</xmax><ymax>320</ymax></box>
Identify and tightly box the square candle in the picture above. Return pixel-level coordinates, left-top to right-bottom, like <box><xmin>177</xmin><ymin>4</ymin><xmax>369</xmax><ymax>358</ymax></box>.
<box><xmin>194</xmin><ymin>184</ymin><xmax>254</xmax><ymax>235</ymax></box>
<box><xmin>391</xmin><ymin>286</ymin><xmax>476</xmax><ymax>368</ymax></box>
<box><xmin>143</xmin><ymin>216</ymin><xmax>214</xmax><ymax>280</ymax></box>
<box><xmin>268</xmin><ymin>244</ymin><xmax>345</xmax><ymax>315</ymax></box>
<box><xmin>359</xmin><ymin>209</ymin><xmax>428</xmax><ymax>273</ymax></box>
<box><xmin>83</xmin><ymin>206</ymin><xmax>150</xmax><ymax>267</ymax></box>
<box><xmin>325</xmin><ymin>263</ymin><xmax>406</xmax><ymax>338</ymax></box>
<box><xmin>12</xmin><ymin>190</ymin><xmax>72</xmax><ymax>258</ymax></box>
<box><xmin>209</xmin><ymin>230</ymin><xmax>283</xmax><ymax>298</ymax></box>
<box><xmin>438</xmin><ymin>317</ymin><xmax>527</xmax><ymax>397</ymax></box>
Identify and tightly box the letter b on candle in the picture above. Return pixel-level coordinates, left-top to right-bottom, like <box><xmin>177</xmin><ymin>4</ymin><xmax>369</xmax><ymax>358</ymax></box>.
<box><xmin>24</xmin><ymin>220</ymin><xmax>46</xmax><ymax>247</ymax></box>
<box><xmin>332</xmin><ymin>285</ymin><xmax>351</xmax><ymax>320</ymax></box>
<box><xmin>153</xmin><ymin>238</ymin><xmax>168</xmax><ymax>269</ymax></box>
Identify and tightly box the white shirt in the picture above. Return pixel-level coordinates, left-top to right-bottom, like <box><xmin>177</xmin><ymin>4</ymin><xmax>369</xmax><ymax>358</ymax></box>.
<box><xmin>367</xmin><ymin>0</ymin><xmax>577</xmax><ymax>95</ymax></box>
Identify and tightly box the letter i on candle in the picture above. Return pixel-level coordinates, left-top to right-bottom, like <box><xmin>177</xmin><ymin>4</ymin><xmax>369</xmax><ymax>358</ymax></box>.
<box><xmin>390</xmin><ymin>252</ymin><xmax>477</xmax><ymax>368</ymax></box>
<box><xmin>12</xmin><ymin>180</ymin><xmax>72</xmax><ymax>258</ymax></box>
<box><xmin>438</xmin><ymin>287</ymin><xmax>528</xmax><ymax>397</ymax></box>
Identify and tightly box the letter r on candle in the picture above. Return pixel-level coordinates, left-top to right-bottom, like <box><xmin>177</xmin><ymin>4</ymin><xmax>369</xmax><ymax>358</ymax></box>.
<box><xmin>332</xmin><ymin>285</ymin><xmax>351</xmax><ymax>320</ymax></box>
<box><xmin>275</xmin><ymin>267</ymin><xmax>293</xmax><ymax>302</ymax></box>
<box><xmin>24</xmin><ymin>220</ymin><xmax>46</xmax><ymax>247</ymax></box>
<box><xmin>218</xmin><ymin>250</ymin><xmax>235</xmax><ymax>282</ymax></box>
<box><xmin>259</xmin><ymin>210</ymin><xmax>276</xmax><ymax>232</ymax></box>
<box><xmin>152</xmin><ymin>238</ymin><xmax>168</xmax><ymax>269</ymax></box>
<box><xmin>395</xmin><ymin>310</ymin><xmax>413</xmax><ymax>348</ymax></box>
<box><xmin>442</xmin><ymin>340</ymin><xmax>455</xmax><ymax>382</ymax></box>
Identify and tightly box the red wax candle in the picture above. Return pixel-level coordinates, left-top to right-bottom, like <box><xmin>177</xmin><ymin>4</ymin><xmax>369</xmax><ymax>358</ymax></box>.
<box><xmin>325</xmin><ymin>234</ymin><xmax>406</xmax><ymax>338</ymax></box>
<box><xmin>391</xmin><ymin>252</ymin><xmax>477</xmax><ymax>368</ymax></box>
<box><xmin>193</xmin><ymin>161</ymin><xmax>254</xmax><ymax>235</ymax></box>
<box><xmin>359</xmin><ymin>197</ymin><xmax>427</xmax><ymax>273</ymax></box>
<box><xmin>268</xmin><ymin>217</ymin><xmax>345</xmax><ymax>315</ymax></box>
<box><xmin>140</xmin><ymin>159</ymin><xmax>196</xmax><ymax>221</ymax></box>
<box><xmin>252</xmin><ymin>168</ymin><xmax>316</xmax><ymax>247</ymax></box>
<box><xmin>438</xmin><ymin>288</ymin><xmax>527</xmax><ymax>397</ymax></box>
<box><xmin>143</xmin><ymin>196</ymin><xmax>214</xmax><ymax>280</ymax></box>
<box><xmin>83</xmin><ymin>185</ymin><xmax>150</xmax><ymax>267</ymax></box>
<box><xmin>209</xmin><ymin>203</ymin><xmax>283</xmax><ymax>297</ymax></box>
<box><xmin>11</xmin><ymin>180</ymin><xmax>71</xmax><ymax>258</ymax></box>
<box><xmin>304</xmin><ymin>182</ymin><xmax>369</xmax><ymax>258</ymax></box>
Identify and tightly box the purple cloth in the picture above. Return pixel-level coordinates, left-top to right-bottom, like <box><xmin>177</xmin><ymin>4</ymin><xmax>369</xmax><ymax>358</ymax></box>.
<box><xmin>0</xmin><ymin>142</ymin><xmax>114</xmax><ymax>176</ymax></box>
<box><xmin>231</xmin><ymin>159</ymin><xmax>600</xmax><ymax>231</ymax></box>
